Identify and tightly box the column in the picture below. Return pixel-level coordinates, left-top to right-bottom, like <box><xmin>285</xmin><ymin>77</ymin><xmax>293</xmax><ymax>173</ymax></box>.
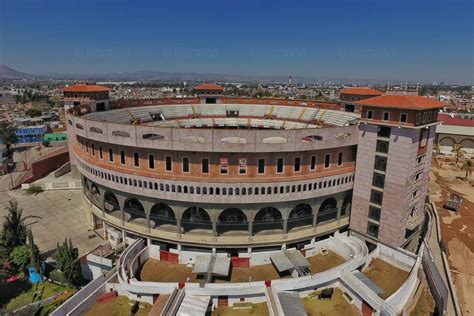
<box><xmin>144</xmin><ymin>200</ymin><xmax>151</xmax><ymax>231</ymax></box>
<box><xmin>117</xmin><ymin>194</ymin><xmax>126</xmax><ymax>223</ymax></box>
<box><xmin>212</xmin><ymin>219</ymin><xmax>217</xmax><ymax>237</ymax></box>
<box><xmin>336</xmin><ymin>198</ymin><xmax>344</xmax><ymax>220</ymax></box>
<box><xmin>176</xmin><ymin>203</ymin><xmax>182</xmax><ymax>236</ymax></box>
<box><xmin>313</xmin><ymin>201</ymin><xmax>322</xmax><ymax>227</ymax></box>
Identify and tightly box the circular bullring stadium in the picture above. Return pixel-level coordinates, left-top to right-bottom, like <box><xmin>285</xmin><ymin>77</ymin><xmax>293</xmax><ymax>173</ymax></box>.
<box><xmin>67</xmin><ymin>88</ymin><xmax>361</xmax><ymax>253</ymax></box>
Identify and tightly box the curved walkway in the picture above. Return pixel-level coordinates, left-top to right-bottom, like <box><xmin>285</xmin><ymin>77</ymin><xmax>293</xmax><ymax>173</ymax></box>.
<box><xmin>427</xmin><ymin>202</ymin><xmax>461</xmax><ymax>316</ymax></box>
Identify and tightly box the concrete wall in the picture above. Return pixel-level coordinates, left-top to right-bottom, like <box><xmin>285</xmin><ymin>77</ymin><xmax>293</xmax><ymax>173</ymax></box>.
<box><xmin>67</xmin><ymin>113</ymin><xmax>359</xmax><ymax>154</ymax></box>
<box><xmin>18</xmin><ymin>147</ymin><xmax>70</xmax><ymax>187</ymax></box>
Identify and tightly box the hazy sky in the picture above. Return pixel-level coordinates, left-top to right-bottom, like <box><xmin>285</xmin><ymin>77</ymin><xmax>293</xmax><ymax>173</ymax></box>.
<box><xmin>0</xmin><ymin>0</ymin><xmax>472</xmax><ymax>84</ymax></box>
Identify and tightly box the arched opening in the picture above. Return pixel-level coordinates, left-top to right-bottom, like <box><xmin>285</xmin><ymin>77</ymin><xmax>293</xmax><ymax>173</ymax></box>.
<box><xmin>288</xmin><ymin>204</ymin><xmax>313</xmax><ymax>231</ymax></box>
<box><xmin>150</xmin><ymin>203</ymin><xmax>177</xmax><ymax>230</ymax></box>
<box><xmin>459</xmin><ymin>139</ymin><xmax>474</xmax><ymax>153</ymax></box>
<box><xmin>217</xmin><ymin>208</ymin><xmax>248</xmax><ymax>235</ymax></box>
<box><xmin>181</xmin><ymin>207</ymin><xmax>212</xmax><ymax>233</ymax></box>
<box><xmin>104</xmin><ymin>191</ymin><xmax>119</xmax><ymax>214</ymax></box>
<box><xmin>123</xmin><ymin>198</ymin><xmax>146</xmax><ymax>225</ymax></box>
<box><xmin>438</xmin><ymin>136</ymin><xmax>455</xmax><ymax>153</ymax></box>
<box><xmin>317</xmin><ymin>198</ymin><xmax>338</xmax><ymax>225</ymax></box>
<box><xmin>82</xmin><ymin>177</ymin><xmax>90</xmax><ymax>191</ymax></box>
<box><xmin>341</xmin><ymin>193</ymin><xmax>352</xmax><ymax>217</ymax></box>
<box><xmin>253</xmin><ymin>207</ymin><xmax>283</xmax><ymax>235</ymax></box>
<box><xmin>89</xmin><ymin>183</ymin><xmax>101</xmax><ymax>207</ymax></box>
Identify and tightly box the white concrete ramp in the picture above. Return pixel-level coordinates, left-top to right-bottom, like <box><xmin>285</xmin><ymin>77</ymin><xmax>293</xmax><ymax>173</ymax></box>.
<box><xmin>176</xmin><ymin>295</ymin><xmax>210</xmax><ymax>316</ymax></box>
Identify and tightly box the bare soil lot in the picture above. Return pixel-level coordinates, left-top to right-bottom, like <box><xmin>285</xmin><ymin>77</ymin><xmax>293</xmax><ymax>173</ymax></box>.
<box><xmin>363</xmin><ymin>258</ymin><xmax>409</xmax><ymax>299</ymax></box>
<box><xmin>429</xmin><ymin>156</ymin><xmax>474</xmax><ymax>315</ymax></box>
<box><xmin>140</xmin><ymin>250</ymin><xmax>346</xmax><ymax>283</ymax></box>
<box><xmin>302</xmin><ymin>288</ymin><xmax>360</xmax><ymax>316</ymax></box>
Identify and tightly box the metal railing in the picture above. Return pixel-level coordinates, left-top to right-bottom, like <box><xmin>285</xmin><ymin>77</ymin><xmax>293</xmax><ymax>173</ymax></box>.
<box><xmin>316</xmin><ymin>208</ymin><xmax>338</xmax><ymax>225</ymax></box>
<box><xmin>287</xmin><ymin>214</ymin><xmax>313</xmax><ymax>231</ymax></box>
<box><xmin>181</xmin><ymin>219</ymin><xmax>213</xmax><ymax>232</ymax></box>
<box><xmin>253</xmin><ymin>219</ymin><xmax>284</xmax><ymax>234</ymax></box>
<box><xmin>216</xmin><ymin>222</ymin><xmax>249</xmax><ymax>235</ymax></box>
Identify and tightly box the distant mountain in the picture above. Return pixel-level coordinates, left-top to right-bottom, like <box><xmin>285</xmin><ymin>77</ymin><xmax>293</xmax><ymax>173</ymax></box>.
<box><xmin>0</xmin><ymin>64</ymin><xmax>417</xmax><ymax>85</ymax></box>
<box><xmin>0</xmin><ymin>65</ymin><xmax>32</xmax><ymax>79</ymax></box>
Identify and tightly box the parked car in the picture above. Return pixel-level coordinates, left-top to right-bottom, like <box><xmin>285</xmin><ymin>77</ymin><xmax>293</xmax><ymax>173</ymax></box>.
<box><xmin>443</xmin><ymin>194</ymin><xmax>463</xmax><ymax>211</ymax></box>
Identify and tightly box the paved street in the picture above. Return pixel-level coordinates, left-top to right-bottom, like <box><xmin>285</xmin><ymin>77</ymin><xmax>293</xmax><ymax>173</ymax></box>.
<box><xmin>0</xmin><ymin>174</ymin><xmax>102</xmax><ymax>257</ymax></box>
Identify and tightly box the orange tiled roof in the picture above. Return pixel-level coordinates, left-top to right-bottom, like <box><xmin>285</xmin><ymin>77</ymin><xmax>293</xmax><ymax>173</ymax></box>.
<box><xmin>339</xmin><ymin>87</ymin><xmax>383</xmax><ymax>96</ymax></box>
<box><xmin>63</xmin><ymin>84</ymin><xmax>111</xmax><ymax>92</ymax></box>
<box><xmin>194</xmin><ymin>83</ymin><xmax>224</xmax><ymax>91</ymax></box>
<box><xmin>356</xmin><ymin>95</ymin><xmax>444</xmax><ymax>110</ymax></box>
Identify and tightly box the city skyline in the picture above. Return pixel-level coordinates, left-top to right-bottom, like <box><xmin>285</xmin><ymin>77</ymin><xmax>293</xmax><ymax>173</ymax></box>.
<box><xmin>0</xmin><ymin>0</ymin><xmax>472</xmax><ymax>84</ymax></box>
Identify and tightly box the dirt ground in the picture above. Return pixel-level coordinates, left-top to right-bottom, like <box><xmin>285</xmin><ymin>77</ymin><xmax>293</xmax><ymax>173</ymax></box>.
<box><xmin>227</xmin><ymin>263</ymin><xmax>291</xmax><ymax>282</ymax></box>
<box><xmin>363</xmin><ymin>258</ymin><xmax>409</xmax><ymax>299</ymax></box>
<box><xmin>307</xmin><ymin>251</ymin><xmax>346</xmax><ymax>274</ymax></box>
<box><xmin>140</xmin><ymin>251</ymin><xmax>346</xmax><ymax>283</ymax></box>
<box><xmin>212</xmin><ymin>302</ymin><xmax>269</xmax><ymax>315</ymax></box>
<box><xmin>429</xmin><ymin>156</ymin><xmax>474</xmax><ymax>315</ymax></box>
<box><xmin>302</xmin><ymin>288</ymin><xmax>360</xmax><ymax>316</ymax></box>
<box><xmin>411</xmin><ymin>286</ymin><xmax>436</xmax><ymax>316</ymax></box>
<box><xmin>140</xmin><ymin>259</ymin><xmax>199</xmax><ymax>283</ymax></box>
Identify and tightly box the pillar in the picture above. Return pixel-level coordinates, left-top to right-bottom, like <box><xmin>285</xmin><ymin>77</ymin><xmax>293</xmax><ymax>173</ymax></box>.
<box><xmin>336</xmin><ymin>198</ymin><xmax>344</xmax><ymax>220</ymax></box>
<box><xmin>212</xmin><ymin>220</ymin><xmax>217</xmax><ymax>237</ymax></box>
<box><xmin>313</xmin><ymin>201</ymin><xmax>322</xmax><ymax>227</ymax></box>
<box><xmin>176</xmin><ymin>203</ymin><xmax>182</xmax><ymax>236</ymax></box>
<box><xmin>117</xmin><ymin>194</ymin><xmax>126</xmax><ymax>223</ymax></box>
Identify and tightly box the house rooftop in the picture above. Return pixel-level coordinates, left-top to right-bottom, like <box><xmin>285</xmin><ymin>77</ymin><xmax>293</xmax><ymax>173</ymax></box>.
<box><xmin>356</xmin><ymin>95</ymin><xmax>444</xmax><ymax>110</ymax></box>
<box><xmin>63</xmin><ymin>84</ymin><xmax>111</xmax><ymax>93</ymax></box>
<box><xmin>194</xmin><ymin>83</ymin><xmax>224</xmax><ymax>91</ymax></box>
<box><xmin>340</xmin><ymin>87</ymin><xmax>384</xmax><ymax>96</ymax></box>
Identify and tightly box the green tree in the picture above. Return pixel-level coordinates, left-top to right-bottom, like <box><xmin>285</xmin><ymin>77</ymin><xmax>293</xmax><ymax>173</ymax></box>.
<box><xmin>462</xmin><ymin>159</ymin><xmax>473</xmax><ymax>180</ymax></box>
<box><xmin>1</xmin><ymin>200</ymin><xmax>28</xmax><ymax>255</ymax></box>
<box><xmin>0</xmin><ymin>120</ymin><xmax>18</xmax><ymax>152</ymax></box>
<box><xmin>54</xmin><ymin>239</ymin><xmax>82</xmax><ymax>286</ymax></box>
<box><xmin>27</xmin><ymin>229</ymin><xmax>40</xmax><ymax>271</ymax></box>
<box><xmin>25</xmin><ymin>108</ymin><xmax>42</xmax><ymax>118</ymax></box>
<box><xmin>9</xmin><ymin>245</ymin><xmax>30</xmax><ymax>272</ymax></box>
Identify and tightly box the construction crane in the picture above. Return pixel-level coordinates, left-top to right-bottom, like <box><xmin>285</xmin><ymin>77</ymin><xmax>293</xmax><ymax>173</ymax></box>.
<box><xmin>126</xmin><ymin>109</ymin><xmax>141</xmax><ymax>125</ymax></box>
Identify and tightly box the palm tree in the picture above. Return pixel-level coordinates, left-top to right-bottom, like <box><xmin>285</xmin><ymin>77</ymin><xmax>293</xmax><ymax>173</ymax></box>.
<box><xmin>462</xmin><ymin>159</ymin><xmax>473</xmax><ymax>180</ymax></box>
<box><xmin>452</xmin><ymin>144</ymin><xmax>465</xmax><ymax>165</ymax></box>
<box><xmin>434</xmin><ymin>142</ymin><xmax>441</xmax><ymax>157</ymax></box>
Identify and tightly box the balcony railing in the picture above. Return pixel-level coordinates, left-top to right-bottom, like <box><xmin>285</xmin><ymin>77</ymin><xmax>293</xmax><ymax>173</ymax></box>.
<box><xmin>287</xmin><ymin>215</ymin><xmax>314</xmax><ymax>231</ymax></box>
<box><xmin>216</xmin><ymin>222</ymin><xmax>249</xmax><ymax>235</ymax></box>
<box><xmin>181</xmin><ymin>220</ymin><xmax>213</xmax><ymax>233</ymax></box>
<box><xmin>316</xmin><ymin>208</ymin><xmax>338</xmax><ymax>225</ymax></box>
<box><xmin>253</xmin><ymin>220</ymin><xmax>284</xmax><ymax>235</ymax></box>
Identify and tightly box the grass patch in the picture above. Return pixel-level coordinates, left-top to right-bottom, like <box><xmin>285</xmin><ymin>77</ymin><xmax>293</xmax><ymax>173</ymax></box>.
<box><xmin>2</xmin><ymin>281</ymin><xmax>68</xmax><ymax>313</ymax></box>
<box><xmin>85</xmin><ymin>296</ymin><xmax>151</xmax><ymax>316</ymax></box>
<box><xmin>25</xmin><ymin>185</ymin><xmax>44</xmax><ymax>195</ymax></box>
<box><xmin>0</xmin><ymin>277</ymin><xmax>31</xmax><ymax>310</ymax></box>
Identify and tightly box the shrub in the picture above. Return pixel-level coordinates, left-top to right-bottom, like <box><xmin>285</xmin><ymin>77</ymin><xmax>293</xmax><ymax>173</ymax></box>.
<box><xmin>49</xmin><ymin>269</ymin><xmax>69</xmax><ymax>284</ymax></box>
<box><xmin>25</xmin><ymin>186</ymin><xmax>44</xmax><ymax>195</ymax></box>
<box><xmin>9</xmin><ymin>245</ymin><xmax>30</xmax><ymax>272</ymax></box>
